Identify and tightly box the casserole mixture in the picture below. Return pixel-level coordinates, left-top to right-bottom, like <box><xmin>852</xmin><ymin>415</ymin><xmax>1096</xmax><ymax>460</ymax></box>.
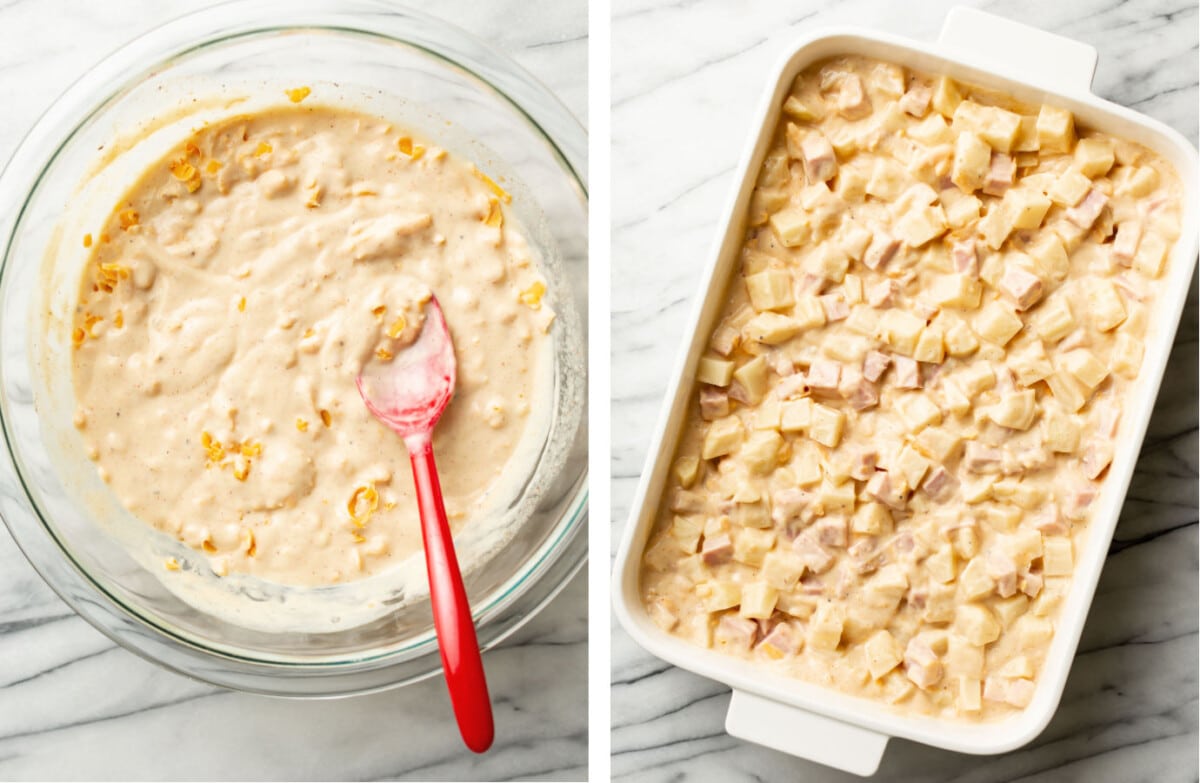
<box><xmin>71</xmin><ymin>100</ymin><xmax>553</xmax><ymax>586</ymax></box>
<box><xmin>640</xmin><ymin>55</ymin><xmax>1182</xmax><ymax>720</ymax></box>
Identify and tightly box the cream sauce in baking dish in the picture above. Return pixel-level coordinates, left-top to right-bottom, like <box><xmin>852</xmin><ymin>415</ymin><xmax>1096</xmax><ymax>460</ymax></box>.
<box><xmin>639</xmin><ymin>55</ymin><xmax>1182</xmax><ymax>720</ymax></box>
<box><xmin>71</xmin><ymin>104</ymin><xmax>554</xmax><ymax>587</ymax></box>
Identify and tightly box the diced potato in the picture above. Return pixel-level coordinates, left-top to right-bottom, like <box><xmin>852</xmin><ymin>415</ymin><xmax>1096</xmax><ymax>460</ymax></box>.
<box><xmin>769</xmin><ymin>206</ymin><xmax>812</xmax><ymax>247</ymax></box>
<box><xmin>946</xmin><ymin>634</ymin><xmax>985</xmax><ymax>678</ymax></box>
<box><xmin>745</xmin><ymin>269</ymin><xmax>795</xmax><ymax>311</ymax></box>
<box><xmin>852</xmin><ymin>501</ymin><xmax>893</xmax><ymax>535</ymax></box>
<box><xmin>951</xmin><ymin>131</ymin><xmax>991</xmax><ymax>192</ymax></box>
<box><xmin>1026</xmin><ymin>233</ymin><xmax>1070</xmax><ymax>281</ymax></box>
<box><xmin>761</xmin><ymin>550</ymin><xmax>806</xmax><ymax>590</ymax></box>
<box><xmin>809</xmin><ymin>603</ymin><xmax>846</xmax><ymax>650</ymax></box>
<box><xmin>927</xmin><ymin>545</ymin><xmax>957</xmax><ymax>583</ymax></box>
<box><xmin>1134</xmin><ymin>233</ymin><xmax>1169</xmax><ymax>278</ymax></box>
<box><xmin>894</xmin><ymin>203</ymin><xmax>949</xmax><ymax>247</ymax></box>
<box><xmin>907</xmin><ymin>113</ymin><xmax>953</xmax><ymax>144</ymax></box>
<box><xmin>1062</xmin><ymin>349</ymin><xmax>1109</xmax><ymax>389</ymax></box>
<box><xmin>744</xmin><ymin>312</ymin><xmax>803</xmax><ymax>345</ymax></box>
<box><xmin>809</xmin><ymin>403</ymin><xmax>846</xmax><ymax>447</ymax></box>
<box><xmin>739</xmin><ymin>581</ymin><xmax>779</xmax><ymax>619</ymax></box>
<box><xmin>1045</xmin><ymin>371</ymin><xmax>1088</xmax><ymax>413</ymax></box>
<box><xmin>1036</xmin><ymin>104</ymin><xmax>1075</xmax><ymax>153</ymax></box>
<box><xmin>1005</xmin><ymin>187</ymin><xmax>1053</xmax><ymax>230</ymax></box>
<box><xmin>956</xmin><ymin>604</ymin><xmax>1002</xmax><ymax>646</ymax></box>
<box><xmin>895</xmin><ymin>444</ymin><xmax>931</xmax><ymax>489</ymax></box>
<box><xmin>896</xmin><ymin>393</ymin><xmax>942</xmax><ymax>432</ymax></box>
<box><xmin>814</xmin><ymin>244</ymin><xmax>850</xmax><ymax>283</ymax></box>
<box><xmin>1050</xmin><ymin>174</ymin><xmax>1093</xmax><ymax>217</ymax></box>
<box><xmin>1075</xmin><ymin>138</ymin><xmax>1115</xmax><ymax>177</ymax></box>
<box><xmin>864</xmin><ymin>630</ymin><xmax>903</xmax><ymax>679</ymax></box>
<box><xmin>1111</xmin><ymin>333</ymin><xmax>1144</xmax><ymax>378</ymax></box>
<box><xmin>931</xmin><ymin>76</ymin><xmax>962</xmax><ymax>117</ymax></box>
<box><xmin>841</xmin><ymin>224</ymin><xmax>874</xmax><ymax>261</ymax></box>
<box><xmin>974</xmin><ymin>301</ymin><xmax>1023</xmax><ymax>346</ymax></box>
<box><xmin>943</xmin><ymin>319</ymin><xmax>980</xmax><ymax>357</ymax></box>
<box><xmin>674</xmin><ymin>456</ymin><xmax>700</xmax><ymax>488</ymax></box>
<box><xmin>952</xmin><ymin>101</ymin><xmax>1022</xmax><ymax>152</ymax></box>
<box><xmin>793</xmin><ymin>295</ymin><xmax>829</xmax><ymax>330</ymax></box>
<box><xmin>734</xmin><ymin>356</ymin><xmax>769</xmax><ymax>403</ymax></box>
<box><xmin>733</xmin><ymin>528</ymin><xmax>777</xmax><ymax>567</ymax></box>
<box><xmin>957</xmin><ymin>676</ymin><xmax>982</xmax><ymax>713</ymax></box>
<box><xmin>984</xmin><ymin>389</ymin><xmax>1037</xmax><ymax>430</ymax></box>
<box><xmin>960</xmin><ymin>476</ymin><xmax>994</xmax><ymax>505</ymax></box>
<box><xmin>1035</xmin><ymin>296</ymin><xmax>1076</xmax><ymax>343</ymax></box>
<box><xmin>702</xmin><ymin>416</ymin><xmax>743</xmax><ymax>459</ymax></box>
<box><xmin>791</xmin><ymin>444</ymin><xmax>824</xmax><ymax>487</ymax></box>
<box><xmin>1032</xmin><ymin>578</ymin><xmax>1069</xmax><ymax>617</ymax></box>
<box><xmin>1043</xmin><ymin>408</ymin><xmax>1082</xmax><ymax>453</ymax></box>
<box><xmin>1007</xmin><ymin>339</ymin><xmax>1053</xmax><ymax>386</ymax></box>
<box><xmin>741</xmin><ymin>430</ymin><xmax>783</xmax><ymax>473</ymax></box>
<box><xmin>880</xmin><ymin>309</ymin><xmax>926</xmax><ymax>355</ymax></box>
<box><xmin>930</xmin><ymin>274</ymin><xmax>982</xmax><ymax>309</ymax></box>
<box><xmin>1115</xmin><ymin>165</ymin><xmax>1160</xmax><ymax>198</ymax></box>
<box><xmin>844</xmin><ymin>305</ymin><xmax>879</xmax><ymax>337</ymax></box>
<box><xmin>753</xmin><ymin>397</ymin><xmax>782</xmax><ymax>430</ymax></box>
<box><xmin>1042</xmin><ymin>536</ymin><xmax>1073</xmax><ymax>576</ymax></box>
<box><xmin>733</xmin><ymin>498</ymin><xmax>771</xmax><ymax>528</ymax></box>
<box><xmin>913</xmin><ymin>325</ymin><xmax>946</xmax><ymax>364</ymax></box>
<box><xmin>993</xmin><ymin>596</ymin><xmax>1031</xmax><ymax>629</ymax></box>
<box><xmin>700</xmin><ymin>580</ymin><xmax>741</xmax><ymax>612</ymax></box>
<box><xmin>867</xmin><ymin>158</ymin><xmax>911</xmax><ymax>200</ymax></box>
<box><xmin>669</xmin><ymin>515</ymin><xmax>704</xmax><ymax>552</ymax></box>
<box><xmin>959</xmin><ymin>556</ymin><xmax>995</xmax><ymax>600</ymax></box>
<box><xmin>697</xmin><ymin>356</ymin><xmax>735</xmax><ymax>386</ymax></box>
<box><xmin>818</xmin><ymin>477</ymin><xmax>856</xmax><ymax>513</ymax></box>
<box><xmin>944</xmin><ymin>192</ymin><xmax>982</xmax><ymax>228</ymax></box>
<box><xmin>1013</xmin><ymin>115</ymin><xmax>1040</xmax><ymax>152</ymax></box>
<box><xmin>780</xmin><ymin>397</ymin><xmax>814</xmax><ymax>433</ymax></box>
<box><xmin>951</xmin><ymin>524</ymin><xmax>981</xmax><ymax>558</ymax></box>
<box><xmin>981</xmin><ymin>503</ymin><xmax>1022</xmax><ymax>531</ymax></box>
<box><xmin>835</xmin><ymin>163</ymin><xmax>869</xmax><ymax>201</ymax></box>
<box><xmin>914</xmin><ymin>426</ymin><xmax>961</xmax><ymax>462</ymax></box>
<box><xmin>783</xmin><ymin>95</ymin><xmax>823</xmax><ymax>122</ymax></box>
<box><xmin>992</xmin><ymin>479</ymin><xmax>1043</xmax><ymax>509</ymax></box>
<box><xmin>1090</xmin><ymin>279</ymin><xmax>1127</xmax><ymax>332</ymax></box>
<box><xmin>1017</xmin><ymin>615</ymin><xmax>1055</xmax><ymax>649</ymax></box>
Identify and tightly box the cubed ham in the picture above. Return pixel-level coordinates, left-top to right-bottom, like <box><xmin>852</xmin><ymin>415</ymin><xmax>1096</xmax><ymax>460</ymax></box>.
<box><xmin>710</xmin><ymin>323</ymin><xmax>740</xmax><ymax>356</ymax></box>
<box><xmin>999</xmin><ymin>266</ymin><xmax>1043</xmax><ymax>310</ymax></box>
<box><xmin>891</xmin><ymin>530</ymin><xmax>915</xmax><ymax>554</ymax></box>
<box><xmin>921</xmin><ymin>465</ymin><xmax>956</xmax><ymax>500</ymax></box>
<box><xmin>848</xmin><ymin>449</ymin><xmax>879</xmax><ymax>481</ymax></box>
<box><xmin>701</xmin><ymin>532</ymin><xmax>733</xmax><ymax>565</ymax></box>
<box><xmin>797</xmin><ymin>272</ymin><xmax>827</xmax><ymax>295</ymax></box>
<box><xmin>1019</xmin><ymin>568</ymin><xmax>1044</xmax><ymax>598</ymax></box>
<box><xmin>1016</xmin><ymin>445</ymin><xmax>1051</xmax><ymax>472</ymax></box>
<box><xmin>904</xmin><ymin>637</ymin><xmax>943</xmax><ymax>689</ymax></box>
<box><xmin>1114</xmin><ymin>273</ymin><xmax>1147</xmax><ymax>302</ymax></box>
<box><xmin>772</xmin><ymin>488</ymin><xmax>814</xmax><ymax>526</ymax></box>
<box><xmin>982</xmin><ymin>152</ymin><xmax>1016</xmax><ymax>197</ymax></box>
<box><xmin>806</xmin><ymin>359</ymin><xmax>841</xmax><ymax>392</ymax></box>
<box><xmin>793</xmin><ymin>532</ymin><xmax>836</xmax><ymax>573</ymax></box>
<box><xmin>840</xmin><ymin>371</ymin><xmax>880</xmax><ymax>411</ymax></box>
<box><xmin>893</xmin><ymin>355</ymin><xmax>922</xmax><ymax>389</ymax></box>
<box><xmin>836</xmin><ymin>74</ymin><xmax>871</xmax><ymax>119</ymax></box>
<box><xmin>801</xmin><ymin>132</ymin><xmax>838</xmax><ymax>183</ymax></box>
<box><xmin>820</xmin><ymin>294</ymin><xmax>850</xmax><ymax>321</ymax></box>
<box><xmin>699</xmin><ymin>386</ymin><xmax>730</xmax><ymax>421</ymax></box>
<box><xmin>769</xmin><ymin>351</ymin><xmax>796</xmax><ymax>377</ymax></box>
<box><xmin>670</xmin><ymin>488</ymin><xmax>707</xmax><ymax>513</ymax></box>
<box><xmin>799</xmin><ymin>574</ymin><xmax>828</xmax><ymax>596</ymax></box>
<box><xmin>775</xmin><ymin>372</ymin><xmax>809</xmax><ymax>400</ymax></box>
<box><xmin>984</xmin><ymin>676</ymin><xmax>1035</xmax><ymax>708</ymax></box>
<box><xmin>911</xmin><ymin>299</ymin><xmax>939</xmax><ymax>321</ymax></box>
<box><xmin>963</xmin><ymin>442</ymin><xmax>1003</xmax><ymax>474</ymax></box>
<box><xmin>1032</xmin><ymin>505</ymin><xmax>1069</xmax><ymax>536</ymax></box>
<box><xmin>1111</xmin><ymin>221</ymin><xmax>1143</xmax><ymax>266</ymax></box>
<box><xmin>867</xmin><ymin>279</ymin><xmax>898</xmax><ymax>307</ymax></box>
<box><xmin>1081</xmin><ymin>440</ymin><xmax>1114</xmax><ymax>480</ymax></box>
<box><xmin>834</xmin><ymin>567</ymin><xmax>857</xmax><ymax>599</ymax></box>
<box><xmin>1063</xmin><ymin>484</ymin><xmax>1096</xmax><ymax>520</ymax></box>
<box><xmin>813</xmin><ymin>516</ymin><xmax>849</xmax><ymax>548</ymax></box>
<box><xmin>951</xmin><ymin>239</ymin><xmax>978</xmax><ymax>277</ymax></box>
<box><xmin>898</xmin><ymin>84</ymin><xmax>932</xmax><ymax>117</ymax></box>
<box><xmin>867</xmin><ymin>470</ymin><xmax>907</xmax><ymax>510</ymax></box>
<box><xmin>757</xmin><ymin>623</ymin><xmax>799</xmax><ymax>658</ymax></box>
<box><xmin>714</xmin><ymin>614</ymin><xmax>758</xmax><ymax>650</ymax></box>
<box><xmin>986</xmin><ymin>550</ymin><xmax>1018</xmax><ymax>598</ymax></box>
<box><xmin>1096</xmin><ymin>403</ymin><xmax>1121</xmax><ymax>438</ymax></box>
<box><xmin>862</xmin><ymin>350</ymin><xmax>891</xmax><ymax>382</ymax></box>
<box><xmin>849</xmin><ymin>539</ymin><xmax>882</xmax><ymax>574</ymax></box>
<box><xmin>727</xmin><ymin>381</ymin><xmax>752</xmax><ymax>406</ymax></box>
<box><xmin>1066</xmin><ymin>188</ymin><xmax>1109</xmax><ymax>228</ymax></box>
<box><xmin>863</xmin><ymin>232</ymin><xmax>901</xmax><ymax>270</ymax></box>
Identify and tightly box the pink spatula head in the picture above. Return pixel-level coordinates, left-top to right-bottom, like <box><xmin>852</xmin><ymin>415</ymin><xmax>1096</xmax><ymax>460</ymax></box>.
<box><xmin>356</xmin><ymin>296</ymin><xmax>494</xmax><ymax>753</ymax></box>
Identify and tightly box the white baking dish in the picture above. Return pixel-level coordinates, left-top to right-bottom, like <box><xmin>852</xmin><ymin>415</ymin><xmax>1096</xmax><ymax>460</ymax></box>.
<box><xmin>612</xmin><ymin>6</ymin><xmax>1199</xmax><ymax>776</ymax></box>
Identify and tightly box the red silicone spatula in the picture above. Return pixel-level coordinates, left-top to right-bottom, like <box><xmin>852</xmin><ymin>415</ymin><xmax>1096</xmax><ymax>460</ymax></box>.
<box><xmin>356</xmin><ymin>295</ymin><xmax>494</xmax><ymax>753</ymax></box>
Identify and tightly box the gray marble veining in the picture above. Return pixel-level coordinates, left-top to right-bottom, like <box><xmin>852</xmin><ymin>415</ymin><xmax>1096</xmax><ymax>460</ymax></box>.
<box><xmin>0</xmin><ymin>1</ymin><xmax>586</xmax><ymax>780</ymax></box>
<box><xmin>611</xmin><ymin>0</ymin><xmax>1198</xmax><ymax>780</ymax></box>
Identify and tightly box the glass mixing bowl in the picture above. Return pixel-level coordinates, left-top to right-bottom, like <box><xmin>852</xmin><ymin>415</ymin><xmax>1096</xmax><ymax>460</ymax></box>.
<box><xmin>0</xmin><ymin>0</ymin><xmax>587</xmax><ymax>696</ymax></box>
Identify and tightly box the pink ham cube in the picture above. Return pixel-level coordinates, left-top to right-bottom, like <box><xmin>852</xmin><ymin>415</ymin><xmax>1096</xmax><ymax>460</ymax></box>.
<box><xmin>862</xmin><ymin>350</ymin><xmax>891</xmax><ymax>382</ymax></box>
<box><xmin>1066</xmin><ymin>188</ymin><xmax>1108</xmax><ymax>228</ymax></box>
<box><xmin>982</xmin><ymin>152</ymin><xmax>1016</xmax><ymax>196</ymax></box>
<box><xmin>892</xmin><ymin>355</ymin><xmax>922</xmax><ymax>389</ymax></box>
<box><xmin>999</xmin><ymin>266</ymin><xmax>1043</xmax><ymax>310</ymax></box>
<box><xmin>699</xmin><ymin>386</ymin><xmax>729</xmax><ymax>420</ymax></box>
<box><xmin>952</xmin><ymin>239</ymin><xmax>978</xmax><ymax>277</ymax></box>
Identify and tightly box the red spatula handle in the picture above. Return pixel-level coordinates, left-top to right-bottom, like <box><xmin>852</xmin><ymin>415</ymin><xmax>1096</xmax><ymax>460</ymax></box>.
<box><xmin>405</xmin><ymin>432</ymin><xmax>494</xmax><ymax>753</ymax></box>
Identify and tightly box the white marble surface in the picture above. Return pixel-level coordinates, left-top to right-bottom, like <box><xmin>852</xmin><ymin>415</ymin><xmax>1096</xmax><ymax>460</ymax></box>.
<box><xmin>611</xmin><ymin>0</ymin><xmax>1198</xmax><ymax>780</ymax></box>
<box><xmin>0</xmin><ymin>1</ymin><xmax>586</xmax><ymax>780</ymax></box>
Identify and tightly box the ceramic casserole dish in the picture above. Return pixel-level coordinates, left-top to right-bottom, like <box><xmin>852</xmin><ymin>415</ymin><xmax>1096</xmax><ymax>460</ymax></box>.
<box><xmin>613</xmin><ymin>6</ymin><xmax>1198</xmax><ymax>776</ymax></box>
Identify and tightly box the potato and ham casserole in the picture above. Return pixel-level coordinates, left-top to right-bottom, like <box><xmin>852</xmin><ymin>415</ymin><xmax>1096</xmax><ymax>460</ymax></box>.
<box><xmin>639</xmin><ymin>55</ymin><xmax>1182</xmax><ymax>720</ymax></box>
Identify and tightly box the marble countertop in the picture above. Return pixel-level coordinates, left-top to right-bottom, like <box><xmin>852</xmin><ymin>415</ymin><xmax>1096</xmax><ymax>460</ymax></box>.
<box><xmin>0</xmin><ymin>1</ymin><xmax>586</xmax><ymax>780</ymax></box>
<box><xmin>611</xmin><ymin>0</ymin><xmax>1198</xmax><ymax>780</ymax></box>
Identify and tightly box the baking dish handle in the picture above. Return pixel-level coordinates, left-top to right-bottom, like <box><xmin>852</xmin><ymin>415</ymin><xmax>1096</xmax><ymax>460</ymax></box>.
<box><xmin>725</xmin><ymin>689</ymin><xmax>889</xmax><ymax>777</ymax></box>
<box><xmin>936</xmin><ymin>6</ymin><xmax>1098</xmax><ymax>96</ymax></box>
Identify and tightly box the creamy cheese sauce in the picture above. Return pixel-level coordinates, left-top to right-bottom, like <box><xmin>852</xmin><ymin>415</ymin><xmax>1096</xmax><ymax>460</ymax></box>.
<box><xmin>72</xmin><ymin>105</ymin><xmax>553</xmax><ymax>587</ymax></box>
<box><xmin>640</xmin><ymin>56</ymin><xmax>1182</xmax><ymax>721</ymax></box>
